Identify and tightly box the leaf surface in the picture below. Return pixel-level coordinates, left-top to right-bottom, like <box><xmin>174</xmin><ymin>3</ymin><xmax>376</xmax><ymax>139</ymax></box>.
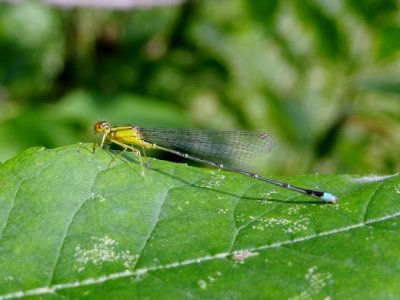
<box><xmin>0</xmin><ymin>144</ymin><xmax>399</xmax><ymax>299</ymax></box>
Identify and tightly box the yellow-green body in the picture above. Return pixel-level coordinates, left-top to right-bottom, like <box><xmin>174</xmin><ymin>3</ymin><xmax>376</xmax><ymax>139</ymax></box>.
<box><xmin>94</xmin><ymin>121</ymin><xmax>154</xmax><ymax>175</ymax></box>
<box><xmin>94</xmin><ymin>122</ymin><xmax>153</xmax><ymax>150</ymax></box>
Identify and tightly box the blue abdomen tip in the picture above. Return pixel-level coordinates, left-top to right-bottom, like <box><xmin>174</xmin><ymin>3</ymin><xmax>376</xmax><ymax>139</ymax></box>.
<box><xmin>323</xmin><ymin>193</ymin><xmax>337</xmax><ymax>203</ymax></box>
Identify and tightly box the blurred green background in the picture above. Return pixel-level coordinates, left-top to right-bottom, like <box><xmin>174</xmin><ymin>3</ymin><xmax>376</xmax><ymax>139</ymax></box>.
<box><xmin>0</xmin><ymin>0</ymin><xmax>399</xmax><ymax>175</ymax></box>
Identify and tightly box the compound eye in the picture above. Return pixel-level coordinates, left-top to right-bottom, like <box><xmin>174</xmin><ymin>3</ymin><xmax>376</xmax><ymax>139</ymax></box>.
<box><xmin>94</xmin><ymin>121</ymin><xmax>110</xmax><ymax>133</ymax></box>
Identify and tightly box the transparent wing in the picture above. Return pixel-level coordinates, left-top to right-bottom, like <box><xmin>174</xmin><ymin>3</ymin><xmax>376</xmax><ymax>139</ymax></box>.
<box><xmin>139</xmin><ymin>128</ymin><xmax>275</xmax><ymax>169</ymax></box>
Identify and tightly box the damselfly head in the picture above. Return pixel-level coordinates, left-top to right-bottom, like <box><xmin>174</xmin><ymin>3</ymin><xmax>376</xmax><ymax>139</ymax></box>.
<box><xmin>94</xmin><ymin>121</ymin><xmax>111</xmax><ymax>134</ymax></box>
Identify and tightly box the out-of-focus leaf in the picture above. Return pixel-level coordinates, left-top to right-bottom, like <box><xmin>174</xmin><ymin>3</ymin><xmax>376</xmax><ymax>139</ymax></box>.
<box><xmin>293</xmin><ymin>1</ymin><xmax>347</xmax><ymax>60</ymax></box>
<box><xmin>0</xmin><ymin>2</ymin><xmax>63</xmax><ymax>100</ymax></box>
<box><xmin>346</xmin><ymin>0</ymin><xmax>397</xmax><ymax>24</ymax></box>
<box><xmin>244</xmin><ymin>0</ymin><xmax>279</xmax><ymax>27</ymax></box>
<box><xmin>0</xmin><ymin>90</ymin><xmax>191</xmax><ymax>162</ymax></box>
<box><xmin>376</xmin><ymin>26</ymin><xmax>400</xmax><ymax>60</ymax></box>
<box><xmin>356</xmin><ymin>79</ymin><xmax>400</xmax><ymax>94</ymax></box>
<box><xmin>315</xmin><ymin>113</ymin><xmax>349</xmax><ymax>158</ymax></box>
<box><xmin>45</xmin><ymin>0</ymin><xmax>184</xmax><ymax>9</ymax></box>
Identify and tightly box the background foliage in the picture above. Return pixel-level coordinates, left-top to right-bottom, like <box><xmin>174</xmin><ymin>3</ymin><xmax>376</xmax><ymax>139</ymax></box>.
<box><xmin>0</xmin><ymin>0</ymin><xmax>399</xmax><ymax>175</ymax></box>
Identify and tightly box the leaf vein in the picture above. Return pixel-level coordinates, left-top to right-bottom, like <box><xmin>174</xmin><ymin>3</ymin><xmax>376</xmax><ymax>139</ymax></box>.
<box><xmin>2</xmin><ymin>209</ymin><xmax>399</xmax><ymax>300</ymax></box>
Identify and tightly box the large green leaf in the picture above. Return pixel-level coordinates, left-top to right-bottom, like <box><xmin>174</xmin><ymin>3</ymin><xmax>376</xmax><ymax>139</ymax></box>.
<box><xmin>0</xmin><ymin>144</ymin><xmax>399</xmax><ymax>299</ymax></box>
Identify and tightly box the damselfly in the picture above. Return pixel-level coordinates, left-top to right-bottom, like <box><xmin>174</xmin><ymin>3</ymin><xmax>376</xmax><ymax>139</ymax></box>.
<box><xmin>94</xmin><ymin>121</ymin><xmax>337</xmax><ymax>203</ymax></box>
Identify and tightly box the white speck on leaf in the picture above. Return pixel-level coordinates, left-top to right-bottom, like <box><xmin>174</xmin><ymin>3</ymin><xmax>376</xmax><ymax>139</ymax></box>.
<box><xmin>88</xmin><ymin>192</ymin><xmax>106</xmax><ymax>202</ymax></box>
<box><xmin>197</xmin><ymin>271</ymin><xmax>222</xmax><ymax>290</ymax></box>
<box><xmin>74</xmin><ymin>235</ymin><xmax>137</xmax><ymax>272</ymax></box>
<box><xmin>200</xmin><ymin>174</ymin><xmax>225</xmax><ymax>188</ymax></box>
<box><xmin>261</xmin><ymin>191</ymin><xmax>277</xmax><ymax>200</ymax></box>
<box><xmin>198</xmin><ymin>279</ymin><xmax>207</xmax><ymax>289</ymax></box>
<box><xmin>218</xmin><ymin>208</ymin><xmax>229</xmax><ymax>215</ymax></box>
<box><xmin>252</xmin><ymin>216</ymin><xmax>309</xmax><ymax>234</ymax></box>
<box><xmin>4</xmin><ymin>275</ymin><xmax>14</xmax><ymax>281</ymax></box>
<box><xmin>287</xmin><ymin>206</ymin><xmax>301</xmax><ymax>215</ymax></box>
<box><xmin>289</xmin><ymin>266</ymin><xmax>333</xmax><ymax>300</ymax></box>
